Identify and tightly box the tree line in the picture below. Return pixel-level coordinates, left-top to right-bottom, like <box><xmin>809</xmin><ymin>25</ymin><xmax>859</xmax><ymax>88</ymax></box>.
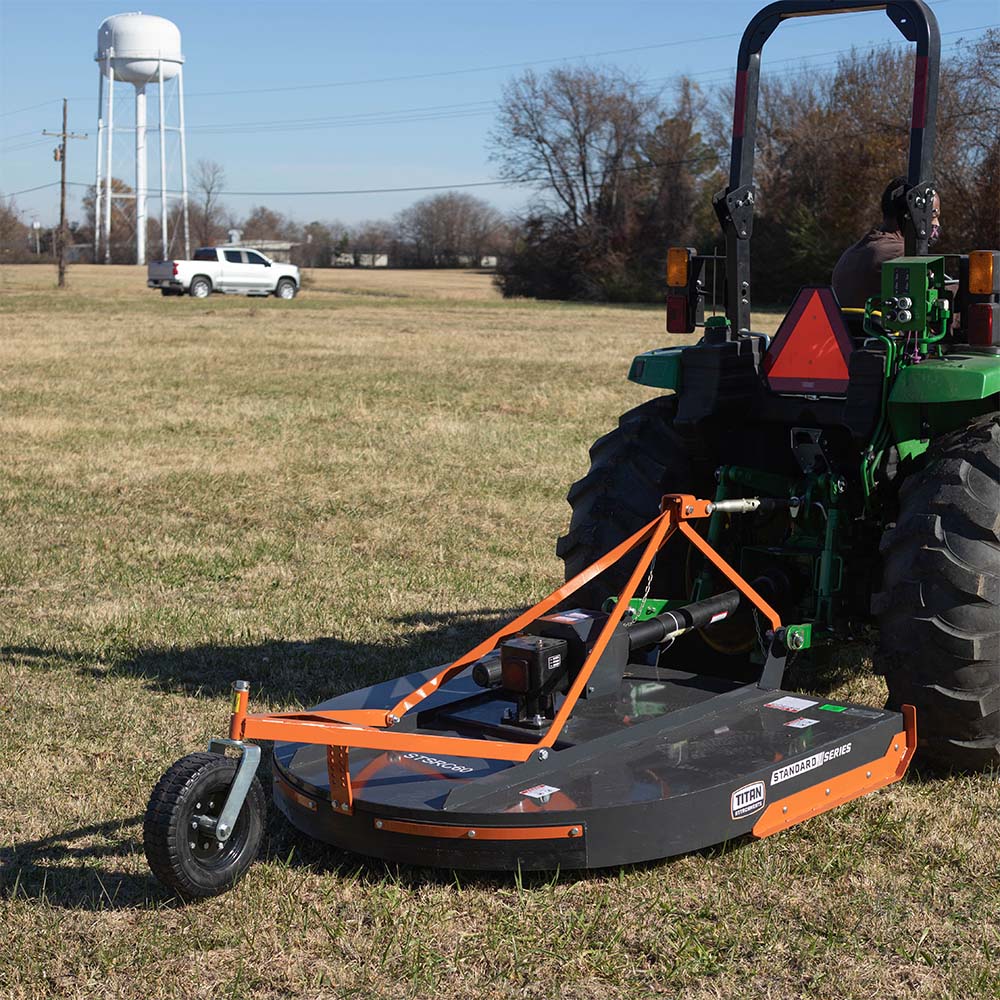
<box><xmin>3</xmin><ymin>29</ymin><xmax>995</xmax><ymax>295</ymax></box>
<box><xmin>491</xmin><ymin>29</ymin><xmax>998</xmax><ymax>303</ymax></box>
<box><xmin>0</xmin><ymin>160</ymin><xmax>511</xmax><ymax>269</ymax></box>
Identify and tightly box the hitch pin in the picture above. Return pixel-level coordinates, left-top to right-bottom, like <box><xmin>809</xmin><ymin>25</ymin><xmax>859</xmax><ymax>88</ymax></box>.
<box><xmin>707</xmin><ymin>497</ymin><xmax>800</xmax><ymax>515</ymax></box>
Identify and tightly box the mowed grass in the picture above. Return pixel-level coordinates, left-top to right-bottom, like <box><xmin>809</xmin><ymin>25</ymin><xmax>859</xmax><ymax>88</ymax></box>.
<box><xmin>0</xmin><ymin>265</ymin><xmax>996</xmax><ymax>1000</ymax></box>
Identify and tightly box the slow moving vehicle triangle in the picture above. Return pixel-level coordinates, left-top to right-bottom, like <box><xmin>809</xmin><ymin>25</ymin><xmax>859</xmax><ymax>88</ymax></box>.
<box><xmin>763</xmin><ymin>286</ymin><xmax>854</xmax><ymax>394</ymax></box>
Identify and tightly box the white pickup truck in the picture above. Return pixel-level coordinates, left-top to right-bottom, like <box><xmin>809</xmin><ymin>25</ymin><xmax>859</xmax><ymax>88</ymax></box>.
<box><xmin>147</xmin><ymin>247</ymin><xmax>301</xmax><ymax>299</ymax></box>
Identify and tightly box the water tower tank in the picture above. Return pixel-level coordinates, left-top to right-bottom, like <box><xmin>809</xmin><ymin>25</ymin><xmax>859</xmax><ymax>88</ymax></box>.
<box><xmin>96</xmin><ymin>12</ymin><xmax>183</xmax><ymax>84</ymax></box>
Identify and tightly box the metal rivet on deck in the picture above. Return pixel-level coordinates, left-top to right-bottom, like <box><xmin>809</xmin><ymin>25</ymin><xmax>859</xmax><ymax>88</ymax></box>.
<box><xmin>866</xmin><ymin>771</ymin><xmax>872</xmax><ymax>779</ymax></box>
<box><xmin>825</xmin><ymin>788</ymin><xmax>831</xmax><ymax>796</ymax></box>
<box><xmin>894</xmin><ymin>744</ymin><xmax>899</xmax><ymax>751</ymax></box>
<box><xmin>537</xmin><ymin>749</ymin><xmax>549</xmax><ymax>761</ymax></box>
<box><xmin>568</xmin><ymin>827</ymin><xmax>580</xmax><ymax>838</ymax></box>
<box><xmin>331</xmin><ymin>800</ymin><xmax>338</xmax><ymax>809</ymax></box>
<box><xmin>782</xmin><ymin>806</ymin><xmax>788</xmax><ymax>814</ymax></box>
<box><xmin>341</xmin><ymin>803</ymin><xmax>350</xmax><ymax>812</ymax></box>
<box><xmin>467</xmin><ymin>830</ymin><xmax>476</xmax><ymax>838</ymax></box>
<box><xmin>375</xmin><ymin>820</ymin><xmax>383</xmax><ymax>829</ymax></box>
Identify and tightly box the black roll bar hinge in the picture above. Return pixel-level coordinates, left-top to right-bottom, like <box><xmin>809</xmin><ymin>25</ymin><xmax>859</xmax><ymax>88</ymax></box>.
<box><xmin>713</xmin><ymin>184</ymin><xmax>756</xmax><ymax>240</ymax></box>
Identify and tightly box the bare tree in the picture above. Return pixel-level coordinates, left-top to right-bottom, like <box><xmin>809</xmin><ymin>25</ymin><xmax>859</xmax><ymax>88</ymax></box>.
<box><xmin>396</xmin><ymin>191</ymin><xmax>505</xmax><ymax>265</ymax></box>
<box><xmin>490</xmin><ymin>66</ymin><xmax>660</xmax><ymax>231</ymax></box>
<box><xmin>81</xmin><ymin>177</ymin><xmax>136</xmax><ymax>263</ymax></box>
<box><xmin>0</xmin><ymin>197</ymin><xmax>32</xmax><ymax>263</ymax></box>
<box><xmin>193</xmin><ymin>159</ymin><xmax>227</xmax><ymax>247</ymax></box>
<box><xmin>239</xmin><ymin>205</ymin><xmax>297</xmax><ymax>241</ymax></box>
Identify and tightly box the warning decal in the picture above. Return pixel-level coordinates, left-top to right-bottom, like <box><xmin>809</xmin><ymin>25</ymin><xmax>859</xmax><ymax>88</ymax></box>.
<box><xmin>764</xmin><ymin>696</ymin><xmax>818</xmax><ymax>713</ymax></box>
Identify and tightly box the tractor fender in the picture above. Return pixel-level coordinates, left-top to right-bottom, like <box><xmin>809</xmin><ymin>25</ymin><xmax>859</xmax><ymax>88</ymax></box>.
<box><xmin>888</xmin><ymin>353</ymin><xmax>1000</xmax><ymax>458</ymax></box>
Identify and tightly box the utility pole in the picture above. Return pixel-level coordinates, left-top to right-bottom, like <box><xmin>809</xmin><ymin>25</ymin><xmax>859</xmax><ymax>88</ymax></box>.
<box><xmin>43</xmin><ymin>99</ymin><xmax>86</xmax><ymax>288</ymax></box>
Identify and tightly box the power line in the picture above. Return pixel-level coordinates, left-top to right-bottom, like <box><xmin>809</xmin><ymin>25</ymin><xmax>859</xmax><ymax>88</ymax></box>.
<box><xmin>1</xmin><ymin>181</ymin><xmax>61</xmax><ymax>198</ymax></box>
<box><xmin>47</xmin><ymin>24</ymin><xmax>986</xmax><ymax>141</ymax></box>
<box><xmin>184</xmin><ymin>32</ymin><xmax>751</xmax><ymax>99</ymax></box>
<box><xmin>0</xmin><ymin>98</ymin><xmax>62</xmax><ymax>119</ymax></box>
<box><xmin>175</xmin><ymin>1</ymin><xmax>965</xmax><ymax>100</ymax></box>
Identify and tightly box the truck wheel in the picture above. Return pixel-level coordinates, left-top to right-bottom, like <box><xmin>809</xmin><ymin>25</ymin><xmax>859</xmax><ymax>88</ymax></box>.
<box><xmin>275</xmin><ymin>278</ymin><xmax>296</xmax><ymax>300</ymax></box>
<box><xmin>874</xmin><ymin>412</ymin><xmax>1000</xmax><ymax>771</ymax></box>
<box><xmin>189</xmin><ymin>276</ymin><xmax>211</xmax><ymax>299</ymax></box>
<box><xmin>557</xmin><ymin>397</ymin><xmax>701</xmax><ymax>610</ymax></box>
<box><xmin>144</xmin><ymin>751</ymin><xmax>266</xmax><ymax>899</ymax></box>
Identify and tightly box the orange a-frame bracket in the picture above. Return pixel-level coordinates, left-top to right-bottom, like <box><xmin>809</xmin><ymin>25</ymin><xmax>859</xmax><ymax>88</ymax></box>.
<box><xmin>229</xmin><ymin>494</ymin><xmax>783</xmax><ymax>771</ymax></box>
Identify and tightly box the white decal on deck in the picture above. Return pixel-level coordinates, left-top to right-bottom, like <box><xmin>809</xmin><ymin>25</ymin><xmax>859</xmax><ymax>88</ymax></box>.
<box><xmin>770</xmin><ymin>742</ymin><xmax>853</xmax><ymax>785</ymax></box>
<box><xmin>730</xmin><ymin>781</ymin><xmax>766</xmax><ymax>819</ymax></box>
<box><xmin>764</xmin><ymin>696</ymin><xmax>819</xmax><ymax>713</ymax></box>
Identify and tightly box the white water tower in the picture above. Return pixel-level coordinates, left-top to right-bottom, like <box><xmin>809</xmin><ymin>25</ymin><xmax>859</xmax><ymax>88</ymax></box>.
<box><xmin>95</xmin><ymin>12</ymin><xmax>190</xmax><ymax>264</ymax></box>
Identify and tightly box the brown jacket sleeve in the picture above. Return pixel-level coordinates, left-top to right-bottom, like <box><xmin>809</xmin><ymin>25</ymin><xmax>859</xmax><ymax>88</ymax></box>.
<box><xmin>831</xmin><ymin>230</ymin><xmax>905</xmax><ymax>309</ymax></box>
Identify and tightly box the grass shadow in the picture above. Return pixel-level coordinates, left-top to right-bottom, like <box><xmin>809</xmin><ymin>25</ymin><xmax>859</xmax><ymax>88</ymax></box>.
<box><xmin>0</xmin><ymin>815</ymin><xmax>178</xmax><ymax>911</ymax></box>
<box><xmin>2</xmin><ymin>607</ymin><xmax>521</xmax><ymax>708</ymax></box>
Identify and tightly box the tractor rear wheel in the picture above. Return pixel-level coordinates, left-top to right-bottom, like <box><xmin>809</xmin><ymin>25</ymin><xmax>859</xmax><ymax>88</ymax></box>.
<box><xmin>875</xmin><ymin>412</ymin><xmax>1000</xmax><ymax>771</ymax></box>
<box><xmin>556</xmin><ymin>396</ymin><xmax>702</xmax><ymax>612</ymax></box>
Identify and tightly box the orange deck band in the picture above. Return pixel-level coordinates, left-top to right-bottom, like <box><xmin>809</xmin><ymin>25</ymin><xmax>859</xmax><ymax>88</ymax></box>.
<box><xmin>375</xmin><ymin>818</ymin><xmax>584</xmax><ymax>841</ymax></box>
<box><xmin>753</xmin><ymin>704</ymin><xmax>916</xmax><ymax>838</ymax></box>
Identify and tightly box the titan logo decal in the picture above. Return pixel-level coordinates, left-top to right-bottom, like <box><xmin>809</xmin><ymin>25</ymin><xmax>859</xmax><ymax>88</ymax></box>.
<box><xmin>731</xmin><ymin>781</ymin><xmax>766</xmax><ymax>819</ymax></box>
<box><xmin>402</xmin><ymin>753</ymin><xmax>475</xmax><ymax>774</ymax></box>
<box><xmin>770</xmin><ymin>742</ymin><xmax>853</xmax><ymax>786</ymax></box>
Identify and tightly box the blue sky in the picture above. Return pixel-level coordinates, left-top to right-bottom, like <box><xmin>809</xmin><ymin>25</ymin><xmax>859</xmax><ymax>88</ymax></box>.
<box><xmin>1</xmin><ymin>0</ymin><xmax>995</xmax><ymax>229</ymax></box>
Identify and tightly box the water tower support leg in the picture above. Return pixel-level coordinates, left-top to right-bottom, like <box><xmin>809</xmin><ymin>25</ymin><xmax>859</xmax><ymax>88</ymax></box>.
<box><xmin>95</xmin><ymin>69</ymin><xmax>104</xmax><ymax>263</ymax></box>
<box><xmin>158</xmin><ymin>59</ymin><xmax>168</xmax><ymax>260</ymax></box>
<box><xmin>135</xmin><ymin>84</ymin><xmax>147</xmax><ymax>266</ymax></box>
<box><xmin>178</xmin><ymin>67</ymin><xmax>190</xmax><ymax>260</ymax></box>
<box><xmin>104</xmin><ymin>54</ymin><xmax>114</xmax><ymax>265</ymax></box>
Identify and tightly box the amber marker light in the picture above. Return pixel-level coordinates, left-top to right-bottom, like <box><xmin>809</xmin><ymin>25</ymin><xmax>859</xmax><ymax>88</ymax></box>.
<box><xmin>666</xmin><ymin>246</ymin><xmax>691</xmax><ymax>288</ymax></box>
<box><xmin>968</xmin><ymin>251</ymin><xmax>998</xmax><ymax>296</ymax></box>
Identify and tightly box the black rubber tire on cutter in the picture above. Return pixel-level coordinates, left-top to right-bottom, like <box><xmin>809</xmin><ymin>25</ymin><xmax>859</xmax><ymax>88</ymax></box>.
<box><xmin>556</xmin><ymin>396</ymin><xmax>699</xmax><ymax>611</ymax></box>
<box><xmin>875</xmin><ymin>412</ymin><xmax>1000</xmax><ymax>771</ymax></box>
<box><xmin>144</xmin><ymin>752</ymin><xmax>266</xmax><ymax>899</ymax></box>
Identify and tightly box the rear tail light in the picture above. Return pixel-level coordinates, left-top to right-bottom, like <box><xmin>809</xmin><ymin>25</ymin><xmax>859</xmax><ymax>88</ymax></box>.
<box><xmin>667</xmin><ymin>294</ymin><xmax>692</xmax><ymax>333</ymax></box>
<box><xmin>172</xmin><ymin>262</ymin><xmax>179</xmax><ymax>277</ymax></box>
<box><xmin>967</xmin><ymin>303</ymin><xmax>999</xmax><ymax>347</ymax></box>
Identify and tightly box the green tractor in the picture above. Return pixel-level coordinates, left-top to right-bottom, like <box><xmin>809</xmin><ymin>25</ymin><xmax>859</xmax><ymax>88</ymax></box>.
<box><xmin>557</xmin><ymin>0</ymin><xmax>999</xmax><ymax>771</ymax></box>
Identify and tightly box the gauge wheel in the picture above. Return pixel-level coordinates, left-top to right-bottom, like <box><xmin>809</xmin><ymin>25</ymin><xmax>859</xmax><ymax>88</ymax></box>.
<box><xmin>189</xmin><ymin>276</ymin><xmax>212</xmax><ymax>298</ymax></box>
<box><xmin>275</xmin><ymin>278</ymin><xmax>297</xmax><ymax>300</ymax></box>
<box><xmin>144</xmin><ymin>752</ymin><xmax>266</xmax><ymax>899</ymax></box>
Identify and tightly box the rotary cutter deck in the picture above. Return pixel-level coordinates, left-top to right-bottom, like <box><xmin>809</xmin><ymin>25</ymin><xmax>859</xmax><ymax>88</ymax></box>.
<box><xmin>143</xmin><ymin>493</ymin><xmax>914</xmax><ymax>898</ymax></box>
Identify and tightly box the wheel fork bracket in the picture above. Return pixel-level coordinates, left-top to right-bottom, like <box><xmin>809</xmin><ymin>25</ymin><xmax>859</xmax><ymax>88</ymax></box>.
<box><xmin>203</xmin><ymin>737</ymin><xmax>262</xmax><ymax>842</ymax></box>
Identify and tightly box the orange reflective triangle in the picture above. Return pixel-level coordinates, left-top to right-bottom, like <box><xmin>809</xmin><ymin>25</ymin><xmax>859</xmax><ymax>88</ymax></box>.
<box><xmin>763</xmin><ymin>287</ymin><xmax>853</xmax><ymax>394</ymax></box>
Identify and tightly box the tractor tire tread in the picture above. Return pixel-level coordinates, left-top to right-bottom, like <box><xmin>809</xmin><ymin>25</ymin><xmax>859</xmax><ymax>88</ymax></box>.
<box><xmin>875</xmin><ymin>412</ymin><xmax>1000</xmax><ymax>770</ymax></box>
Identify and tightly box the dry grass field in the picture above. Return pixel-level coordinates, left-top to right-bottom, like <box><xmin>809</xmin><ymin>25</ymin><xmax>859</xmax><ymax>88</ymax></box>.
<box><xmin>1</xmin><ymin>264</ymin><xmax>997</xmax><ymax>1000</ymax></box>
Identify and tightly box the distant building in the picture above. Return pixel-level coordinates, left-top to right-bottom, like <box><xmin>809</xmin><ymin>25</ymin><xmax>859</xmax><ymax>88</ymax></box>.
<box><xmin>221</xmin><ymin>237</ymin><xmax>297</xmax><ymax>263</ymax></box>
<box><xmin>480</xmin><ymin>255</ymin><xmax>498</xmax><ymax>269</ymax></box>
<box><xmin>332</xmin><ymin>251</ymin><xmax>389</xmax><ymax>267</ymax></box>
